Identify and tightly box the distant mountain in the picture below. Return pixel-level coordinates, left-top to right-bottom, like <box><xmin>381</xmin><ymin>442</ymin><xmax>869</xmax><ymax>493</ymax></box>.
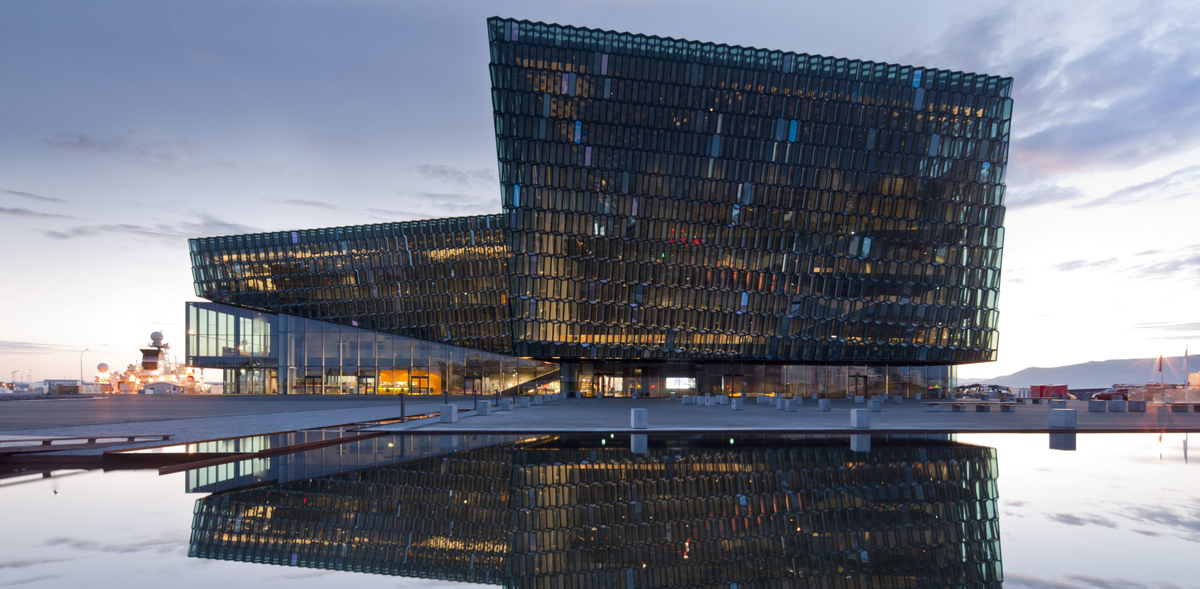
<box><xmin>973</xmin><ymin>355</ymin><xmax>1196</xmax><ymax>390</ymax></box>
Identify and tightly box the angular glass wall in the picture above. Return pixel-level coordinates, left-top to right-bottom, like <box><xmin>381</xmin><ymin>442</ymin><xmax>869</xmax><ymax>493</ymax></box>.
<box><xmin>489</xmin><ymin>18</ymin><xmax>1010</xmax><ymax>365</ymax></box>
<box><xmin>187</xmin><ymin>302</ymin><xmax>556</xmax><ymax>395</ymax></box>
<box><xmin>558</xmin><ymin>360</ymin><xmax>953</xmax><ymax>398</ymax></box>
<box><xmin>190</xmin><ymin>435</ymin><xmax>1002</xmax><ymax>587</ymax></box>
<box><xmin>189</xmin><ymin>215</ymin><xmax>511</xmax><ymax>353</ymax></box>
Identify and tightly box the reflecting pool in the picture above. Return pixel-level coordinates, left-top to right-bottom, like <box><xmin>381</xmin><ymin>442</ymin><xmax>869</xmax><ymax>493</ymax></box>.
<box><xmin>1</xmin><ymin>433</ymin><xmax>1197</xmax><ymax>588</ymax></box>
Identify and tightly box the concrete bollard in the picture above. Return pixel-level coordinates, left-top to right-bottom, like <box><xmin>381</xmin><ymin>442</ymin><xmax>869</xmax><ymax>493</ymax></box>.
<box><xmin>855</xmin><ymin>395</ymin><xmax>866</xmax><ymax>404</ymax></box>
<box><xmin>1049</xmin><ymin>408</ymin><xmax>1077</xmax><ymax>428</ymax></box>
<box><xmin>784</xmin><ymin>398</ymin><xmax>798</xmax><ymax>412</ymax></box>
<box><xmin>892</xmin><ymin>396</ymin><xmax>903</xmax><ymax>405</ymax></box>
<box><xmin>705</xmin><ymin>395</ymin><xmax>715</xmax><ymax>407</ymax></box>
<box><xmin>1032</xmin><ymin>398</ymin><xmax>1044</xmax><ymax>404</ymax></box>
<box><xmin>869</xmin><ymin>399</ymin><xmax>882</xmax><ymax>413</ymax></box>
<box><xmin>1000</xmin><ymin>404</ymin><xmax>1016</xmax><ymax>413</ymax></box>
<box><xmin>1129</xmin><ymin>400</ymin><xmax>1146</xmax><ymax>412</ymax></box>
<box><xmin>500</xmin><ymin>398</ymin><xmax>514</xmax><ymax>411</ymax></box>
<box><xmin>1107</xmin><ymin>400</ymin><xmax>1127</xmax><ymax>412</ymax></box>
<box><xmin>683</xmin><ymin>395</ymin><xmax>694</xmax><ymax>405</ymax></box>
<box><xmin>1170</xmin><ymin>404</ymin><xmax>1188</xmax><ymax>413</ymax></box>
<box><xmin>949</xmin><ymin>393</ymin><xmax>957</xmax><ymax>400</ymax></box>
<box><xmin>519</xmin><ymin>397</ymin><xmax>530</xmax><ymax>408</ymax></box>
<box><xmin>851</xmin><ymin>409</ymin><xmax>871</xmax><ymax>428</ymax></box>
<box><xmin>1049</xmin><ymin>432</ymin><xmax>1077</xmax><ymax>451</ymax></box>
<box><xmin>631</xmin><ymin>434</ymin><xmax>648</xmax><ymax>454</ymax></box>
<box><xmin>975</xmin><ymin>404</ymin><xmax>991</xmax><ymax>412</ymax></box>
<box><xmin>440</xmin><ymin>404</ymin><xmax>458</xmax><ymax>423</ymax></box>
<box><xmin>670</xmin><ymin>392</ymin><xmax>676</xmax><ymax>400</ymax></box>
<box><xmin>731</xmin><ymin>398</ymin><xmax>743</xmax><ymax>411</ymax></box>
<box><xmin>819</xmin><ymin>399</ymin><xmax>832</xmax><ymax>412</ymax></box>
<box><xmin>914</xmin><ymin>393</ymin><xmax>922</xmax><ymax>401</ymax></box>
<box><xmin>981</xmin><ymin>393</ymin><xmax>990</xmax><ymax>401</ymax></box>
<box><xmin>534</xmin><ymin>395</ymin><xmax>544</xmax><ymax>405</ymax></box>
<box><xmin>777</xmin><ymin>398</ymin><xmax>788</xmax><ymax>410</ymax></box>
<box><xmin>927</xmin><ymin>403</ymin><xmax>941</xmax><ymax>412</ymax></box>
<box><xmin>1088</xmin><ymin>400</ymin><xmax>1107</xmax><ymax>412</ymax></box>
<box><xmin>718</xmin><ymin>395</ymin><xmax>729</xmax><ymax>405</ymax></box>
<box><xmin>1049</xmin><ymin>399</ymin><xmax>1067</xmax><ymax>409</ymax></box>
<box><xmin>476</xmin><ymin>401</ymin><xmax>493</xmax><ymax>416</ymax></box>
<box><xmin>630</xmin><ymin>408</ymin><xmax>648</xmax><ymax>429</ymax></box>
<box><xmin>850</xmin><ymin>434</ymin><xmax>871</xmax><ymax>453</ymax></box>
<box><xmin>811</xmin><ymin>393</ymin><xmax>819</xmax><ymax>401</ymax></box>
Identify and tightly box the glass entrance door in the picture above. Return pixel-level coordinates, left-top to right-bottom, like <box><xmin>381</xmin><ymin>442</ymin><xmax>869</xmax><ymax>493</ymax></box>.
<box><xmin>410</xmin><ymin>376</ymin><xmax>429</xmax><ymax>394</ymax></box>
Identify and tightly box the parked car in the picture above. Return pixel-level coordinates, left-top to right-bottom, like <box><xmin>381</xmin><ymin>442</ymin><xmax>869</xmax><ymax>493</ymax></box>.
<box><xmin>1092</xmin><ymin>389</ymin><xmax>1129</xmax><ymax>401</ymax></box>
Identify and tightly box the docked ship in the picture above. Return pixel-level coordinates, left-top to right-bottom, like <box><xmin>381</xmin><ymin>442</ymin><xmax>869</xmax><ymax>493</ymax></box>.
<box><xmin>95</xmin><ymin>331</ymin><xmax>210</xmax><ymax>394</ymax></box>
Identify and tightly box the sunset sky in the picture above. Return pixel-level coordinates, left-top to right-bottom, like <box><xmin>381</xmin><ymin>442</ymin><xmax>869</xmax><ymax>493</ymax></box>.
<box><xmin>2</xmin><ymin>0</ymin><xmax>1197</xmax><ymax>383</ymax></box>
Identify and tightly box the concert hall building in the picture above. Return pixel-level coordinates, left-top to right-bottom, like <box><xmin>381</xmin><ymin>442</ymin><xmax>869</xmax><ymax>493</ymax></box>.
<box><xmin>186</xmin><ymin>17</ymin><xmax>1012</xmax><ymax>397</ymax></box>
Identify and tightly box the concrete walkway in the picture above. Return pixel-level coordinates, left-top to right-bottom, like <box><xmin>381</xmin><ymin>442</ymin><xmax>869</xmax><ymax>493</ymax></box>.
<box><xmin>373</xmin><ymin>397</ymin><xmax>1200</xmax><ymax>434</ymax></box>
<box><xmin>1</xmin><ymin>397</ymin><xmax>486</xmax><ymax>455</ymax></box>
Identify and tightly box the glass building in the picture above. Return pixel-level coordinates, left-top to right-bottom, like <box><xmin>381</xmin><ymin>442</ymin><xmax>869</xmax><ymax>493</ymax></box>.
<box><xmin>187</xmin><ymin>18</ymin><xmax>1012</xmax><ymax>397</ymax></box>
<box><xmin>189</xmin><ymin>435</ymin><xmax>1003</xmax><ymax>587</ymax></box>
<box><xmin>185</xmin><ymin>301</ymin><xmax>556</xmax><ymax>395</ymax></box>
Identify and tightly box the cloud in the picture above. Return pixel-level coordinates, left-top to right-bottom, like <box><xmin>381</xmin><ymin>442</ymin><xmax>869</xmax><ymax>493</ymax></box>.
<box><xmin>412</xmin><ymin>164</ymin><xmax>496</xmax><ymax>187</ymax></box>
<box><xmin>271</xmin><ymin>198</ymin><xmax>347</xmax><ymax>211</ymax></box>
<box><xmin>0</xmin><ymin>557</ymin><xmax>75</xmax><ymax>569</ymax></box>
<box><xmin>1131</xmin><ymin>244</ymin><xmax>1200</xmax><ymax>282</ymax></box>
<box><xmin>396</xmin><ymin>191</ymin><xmax>500</xmax><ymax>216</ymax></box>
<box><xmin>44</xmin><ymin>535</ymin><xmax>186</xmax><ymax>555</ymax></box>
<box><xmin>315</xmin><ymin>136</ymin><xmax>375</xmax><ymax>149</ymax></box>
<box><xmin>1005</xmin><ymin>573</ymin><xmax>1185</xmax><ymax>589</ymax></box>
<box><xmin>1045</xmin><ymin>512</ymin><xmax>1118</xmax><ymax>528</ymax></box>
<box><xmin>1117</xmin><ymin>502</ymin><xmax>1200</xmax><ymax>541</ymax></box>
<box><xmin>0</xmin><ymin>341</ymin><xmax>84</xmax><ymax>355</ymax></box>
<box><xmin>1052</xmin><ymin>258</ymin><xmax>1117</xmax><ymax>272</ymax></box>
<box><xmin>2</xmin><ymin>574</ymin><xmax>66</xmax><ymax>587</ymax></box>
<box><xmin>43</xmin><ymin>132</ymin><xmax>207</xmax><ymax>167</ymax></box>
<box><xmin>0</xmin><ymin>207</ymin><xmax>75</xmax><ymax>220</ymax></box>
<box><xmin>366</xmin><ymin>208</ymin><xmax>439</xmax><ymax>221</ymax></box>
<box><xmin>1135</xmin><ymin>322</ymin><xmax>1200</xmax><ymax>332</ymax></box>
<box><xmin>1</xmin><ymin>189</ymin><xmax>67</xmax><ymax>204</ymax></box>
<box><xmin>1005</xmin><ymin>183</ymin><xmax>1086</xmax><ymax>208</ymax></box>
<box><xmin>1084</xmin><ymin>165</ymin><xmax>1200</xmax><ymax>207</ymax></box>
<box><xmin>44</xmin><ymin>213</ymin><xmax>256</xmax><ymax>243</ymax></box>
<box><xmin>909</xmin><ymin>3</ymin><xmax>1200</xmax><ymax>186</ymax></box>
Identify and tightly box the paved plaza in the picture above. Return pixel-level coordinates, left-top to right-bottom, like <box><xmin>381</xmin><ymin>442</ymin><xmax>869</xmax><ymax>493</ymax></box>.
<box><xmin>376</xmin><ymin>396</ymin><xmax>1200</xmax><ymax>435</ymax></box>
<box><xmin>2</xmin><ymin>395</ymin><xmax>1198</xmax><ymax>456</ymax></box>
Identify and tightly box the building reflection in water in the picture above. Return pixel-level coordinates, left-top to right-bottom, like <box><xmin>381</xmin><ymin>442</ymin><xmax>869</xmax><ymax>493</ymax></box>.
<box><xmin>189</xmin><ymin>435</ymin><xmax>1002</xmax><ymax>588</ymax></box>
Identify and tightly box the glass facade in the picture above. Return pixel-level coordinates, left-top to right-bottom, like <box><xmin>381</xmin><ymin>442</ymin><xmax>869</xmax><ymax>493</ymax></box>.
<box><xmin>186</xmin><ymin>302</ymin><xmax>556</xmax><ymax>395</ymax></box>
<box><xmin>190</xmin><ymin>435</ymin><xmax>1003</xmax><ymax>587</ymax></box>
<box><xmin>186</xmin><ymin>17</ymin><xmax>1010</xmax><ymax>396</ymax></box>
<box><xmin>490</xmin><ymin>18</ymin><xmax>1009</xmax><ymax>364</ymax></box>
<box><xmin>189</xmin><ymin>215</ymin><xmax>511</xmax><ymax>353</ymax></box>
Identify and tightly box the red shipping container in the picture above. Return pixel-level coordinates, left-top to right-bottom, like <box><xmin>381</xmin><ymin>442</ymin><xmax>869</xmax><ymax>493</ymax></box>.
<box><xmin>1031</xmin><ymin>384</ymin><xmax>1069</xmax><ymax>399</ymax></box>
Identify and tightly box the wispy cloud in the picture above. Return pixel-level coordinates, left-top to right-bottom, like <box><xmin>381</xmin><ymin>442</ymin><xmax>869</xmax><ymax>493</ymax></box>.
<box><xmin>43</xmin><ymin>131</ymin><xmax>207</xmax><ymax>167</ymax></box>
<box><xmin>44</xmin><ymin>213</ymin><xmax>256</xmax><ymax>243</ymax></box>
<box><xmin>271</xmin><ymin>198</ymin><xmax>347</xmax><ymax>211</ymax></box>
<box><xmin>1045</xmin><ymin>512</ymin><xmax>1118</xmax><ymax>528</ymax></box>
<box><xmin>412</xmin><ymin>164</ymin><xmax>496</xmax><ymax>187</ymax></box>
<box><xmin>1131</xmin><ymin>244</ymin><xmax>1200</xmax><ymax>282</ymax></box>
<box><xmin>2</xmin><ymin>574</ymin><xmax>67</xmax><ymax>587</ymax></box>
<box><xmin>1005</xmin><ymin>183</ymin><xmax>1086</xmax><ymax>208</ymax></box>
<box><xmin>0</xmin><ymin>207</ymin><xmax>75</xmax><ymax>220</ymax></box>
<box><xmin>1135</xmin><ymin>322</ymin><xmax>1200</xmax><ymax>332</ymax></box>
<box><xmin>0</xmin><ymin>557</ymin><xmax>75</xmax><ymax>570</ymax></box>
<box><xmin>45</xmin><ymin>534</ymin><xmax>187</xmax><ymax>555</ymax></box>
<box><xmin>1052</xmin><ymin>258</ymin><xmax>1117</xmax><ymax>272</ymax></box>
<box><xmin>1</xmin><ymin>189</ymin><xmax>67</xmax><ymax>204</ymax></box>
<box><xmin>0</xmin><ymin>341</ymin><xmax>86</xmax><ymax>355</ymax></box>
<box><xmin>396</xmin><ymin>191</ymin><xmax>499</xmax><ymax>217</ymax></box>
<box><xmin>1084</xmin><ymin>165</ymin><xmax>1200</xmax><ymax>207</ymax></box>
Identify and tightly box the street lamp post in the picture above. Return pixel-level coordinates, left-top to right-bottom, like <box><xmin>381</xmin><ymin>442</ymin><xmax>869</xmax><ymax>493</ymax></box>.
<box><xmin>78</xmin><ymin>349</ymin><xmax>89</xmax><ymax>398</ymax></box>
<box><xmin>9</xmin><ymin>370</ymin><xmax>16</xmax><ymax>391</ymax></box>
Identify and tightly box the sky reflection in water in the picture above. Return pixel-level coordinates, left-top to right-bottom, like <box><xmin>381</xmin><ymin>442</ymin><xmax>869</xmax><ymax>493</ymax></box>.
<box><xmin>0</xmin><ymin>433</ymin><xmax>1197</xmax><ymax>588</ymax></box>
